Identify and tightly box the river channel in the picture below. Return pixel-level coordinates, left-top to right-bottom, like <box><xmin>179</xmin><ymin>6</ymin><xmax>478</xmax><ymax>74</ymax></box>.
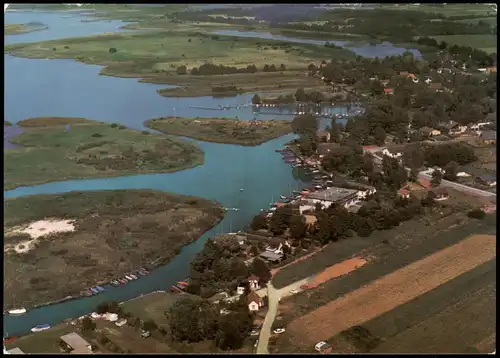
<box><xmin>4</xmin><ymin>10</ymin><xmax>410</xmax><ymax>336</ymax></box>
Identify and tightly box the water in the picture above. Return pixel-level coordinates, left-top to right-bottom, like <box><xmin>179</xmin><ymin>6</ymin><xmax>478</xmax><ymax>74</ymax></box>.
<box><xmin>213</xmin><ymin>30</ymin><xmax>422</xmax><ymax>58</ymax></box>
<box><xmin>3</xmin><ymin>11</ymin><xmax>364</xmax><ymax>336</ymax></box>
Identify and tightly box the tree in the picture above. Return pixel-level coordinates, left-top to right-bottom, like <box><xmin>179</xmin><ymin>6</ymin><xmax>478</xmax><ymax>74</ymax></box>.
<box><xmin>176</xmin><ymin>65</ymin><xmax>187</xmax><ymax>75</ymax></box>
<box><xmin>250</xmin><ymin>213</ymin><xmax>267</xmax><ymax>231</ymax></box>
<box><xmin>109</xmin><ymin>47</ymin><xmax>117</xmax><ymax>53</ymax></box>
<box><xmin>251</xmin><ymin>94</ymin><xmax>261</xmax><ymax>105</ymax></box>
<box><xmin>134</xmin><ymin>317</ymin><xmax>142</xmax><ymax>331</ymax></box>
<box><xmin>279</xmin><ymin>64</ymin><xmax>286</xmax><ymax>71</ymax></box>
<box><xmin>467</xmin><ymin>208</ymin><xmax>486</xmax><ymax>220</ymax></box>
<box><xmin>269</xmin><ymin>205</ymin><xmax>292</xmax><ymax>236</ymax></box>
<box><xmin>431</xmin><ymin>170</ymin><xmax>443</xmax><ymax>187</ymax></box>
<box><xmin>289</xmin><ymin>215</ymin><xmax>307</xmax><ymax>239</ymax></box>
<box><xmin>374</xmin><ymin>126</ymin><xmax>386</xmax><ymax>145</ymax></box>
<box><xmin>329</xmin><ymin>120</ymin><xmax>341</xmax><ymax>143</ymax></box>
<box><xmin>215</xmin><ymin>309</ymin><xmax>253</xmax><ymax>350</ymax></box>
<box><xmin>409</xmin><ymin>168</ymin><xmax>419</xmax><ymax>182</ymax></box>
<box><xmin>249</xmin><ymin>258</ymin><xmax>271</xmax><ymax>282</ymax></box>
<box><xmin>443</xmin><ymin>161</ymin><xmax>458</xmax><ymax>181</ymax></box>
<box><xmin>143</xmin><ymin>319</ymin><xmax>158</xmax><ymax>332</ymax></box>
<box><xmin>295</xmin><ymin>87</ymin><xmax>307</xmax><ymax>102</ymax></box>
<box><xmin>166</xmin><ymin>299</ymin><xmax>218</xmax><ymax>343</ymax></box>
<box><xmin>81</xmin><ymin>316</ymin><xmax>96</xmax><ymax>332</ymax></box>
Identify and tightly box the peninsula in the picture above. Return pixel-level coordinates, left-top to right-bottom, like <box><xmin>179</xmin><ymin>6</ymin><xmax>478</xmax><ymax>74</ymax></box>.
<box><xmin>4</xmin><ymin>23</ymin><xmax>48</xmax><ymax>35</ymax></box>
<box><xmin>4</xmin><ymin>117</ymin><xmax>204</xmax><ymax>190</ymax></box>
<box><xmin>144</xmin><ymin>117</ymin><xmax>293</xmax><ymax>146</ymax></box>
<box><xmin>4</xmin><ymin>189</ymin><xmax>225</xmax><ymax>310</ymax></box>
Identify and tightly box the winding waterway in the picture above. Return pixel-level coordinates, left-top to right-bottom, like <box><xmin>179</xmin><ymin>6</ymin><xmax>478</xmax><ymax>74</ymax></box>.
<box><xmin>4</xmin><ymin>10</ymin><xmax>410</xmax><ymax>336</ymax></box>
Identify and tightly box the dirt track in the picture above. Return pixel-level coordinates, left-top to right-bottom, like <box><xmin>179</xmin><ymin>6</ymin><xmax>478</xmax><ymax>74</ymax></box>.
<box><xmin>288</xmin><ymin>235</ymin><xmax>496</xmax><ymax>344</ymax></box>
<box><xmin>307</xmin><ymin>257</ymin><xmax>367</xmax><ymax>289</ymax></box>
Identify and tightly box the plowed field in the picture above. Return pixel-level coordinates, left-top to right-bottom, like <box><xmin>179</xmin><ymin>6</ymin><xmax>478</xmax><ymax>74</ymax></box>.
<box><xmin>288</xmin><ymin>235</ymin><xmax>496</xmax><ymax>344</ymax></box>
<box><xmin>306</xmin><ymin>257</ymin><xmax>367</xmax><ymax>289</ymax></box>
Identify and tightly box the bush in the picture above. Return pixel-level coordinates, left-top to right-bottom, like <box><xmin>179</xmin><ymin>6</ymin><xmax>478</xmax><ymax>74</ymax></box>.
<box><xmin>110</xmin><ymin>123</ymin><xmax>118</xmax><ymax>128</ymax></box>
<box><xmin>467</xmin><ymin>208</ymin><xmax>486</xmax><ymax>220</ymax></box>
<box><xmin>109</xmin><ymin>47</ymin><xmax>117</xmax><ymax>54</ymax></box>
<box><xmin>92</xmin><ymin>133</ymin><xmax>103</xmax><ymax>138</ymax></box>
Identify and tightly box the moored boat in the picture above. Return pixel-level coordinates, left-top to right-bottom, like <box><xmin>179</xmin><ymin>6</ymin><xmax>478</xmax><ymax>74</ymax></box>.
<box><xmin>137</xmin><ymin>271</ymin><xmax>147</xmax><ymax>276</ymax></box>
<box><xmin>119</xmin><ymin>278</ymin><xmax>128</xmax><ymax>284</ymax></box>
<box><xmin>129</xmin><ymin>274</ymin><xmax>138</xmax><ymax>280</ymax></box>
<box><xmin>95</xmin><ymin>286</ymin><xmax>105</xmax><ymax>292</ymax></box>
<box><xmin>89</xmin><ymin>287</ymin><xmax>99</xmax><ymax>294</ymax></box>
<box><xmin>8</xmin><ymin>308</ymin><xmax>27</xmax><ymax>315</ymax></box>
<box><xmin>125</xmin><ymin>275</ymin><xmax>134</xmax><ymax>281</ymax></box>
<box><xmin>31</xmin><ymin>324</ymin><xmax>50</xmax><ymax>333</ymax></box>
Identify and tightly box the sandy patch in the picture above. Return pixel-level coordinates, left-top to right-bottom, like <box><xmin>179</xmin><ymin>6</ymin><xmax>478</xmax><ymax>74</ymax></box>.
<box><xmin>306</xmin><ymin>257</ymin><xmax>367</xmax><ymax>289</ymax></box>
<box><xmin>4</xmin><ymin>219</ymin><xmax>76</xmax><ymax>253</ymax></box>
<box><xmin>288</xmin><ymin>234</ymin><xmax>496</xmax><ymax>344</ymax></box>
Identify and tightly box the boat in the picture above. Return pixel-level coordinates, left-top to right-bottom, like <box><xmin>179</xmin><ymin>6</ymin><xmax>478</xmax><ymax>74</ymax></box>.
<box><xmin>139</xmin><ymin>268</ymin><xmax>149</xmax><ymax>275</ymax></box>
<box><xmin>280</xmin><ymin>195</ymin><xmax>287</xmax><ymax>200</ymax></box>
<box><xmin>129</xmin><ymin>274</ymin><xmax>138</xmax><ymax>280</ymax></box>
<box><xmin>95</xmin><ymin>286</ymin><xmax>105</xmax><ymax>292</ymax></box>
<box><xmin>170</xmin><ymin>286</ymin><xmax>182</xmax><ymax>294</ymax></box>
<box><xmin>177</xmin><ymin>281</ymin><xmax>188</xmax><ymax>287</ymax></box>
<box><xmin>240</xmin><ymin>188</ymin><xmax>244</xmax><ymax>191</ymax></box>
<box><xmin>81</xmin><ymin>290</ymin><xmax>93</xmax><ymax>297</ymax></box>
<box><xmin>31</xmin><ymin>324</ymin><xmax>51</xmax><ymax>333</ymax></box>
<box><xmin>137</xmin><ymin>271</ymin><xmax>147</xmax><ymax>276</ymax></box>
<box><xmin>8</xmin><ymin>308</ymin><xmax>26</xmax><ymax>315</ymax></box>
<box><xmin>125</xmin><ymin>275</ymin><xmax>134</xmax><ymax>281</ymax></box>
<box><xmin>110</xmin><ymin>280</ymin><xmax>120</xmax><ymax>286</ymax></box>
<box><xmin>89</xmin><ymin>287</ymin><xmax>99</xmax><ymax>294</ymax></box>
<box><xmin>119</xmin><ymin>278</ymin><xmax>128</xmax><ymax>284</ymax></box>
<box><xmin>175</xmin><ymin>284</ymin><xmax>186</xmax><ymax>290</ymax></box>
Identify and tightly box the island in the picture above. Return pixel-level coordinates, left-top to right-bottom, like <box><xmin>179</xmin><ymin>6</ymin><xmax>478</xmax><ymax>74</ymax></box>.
<box><xmin>4</xmin><ymin>117</ymin><xmax>204</xmax><ymax>190</ymax></box>
<box><xmin>3</xmin><ymin>189</ymin><xmax>225</xmax><ymax>310</ymax></box>
<box><xmin>144</xmin><ymin>116</ymin><xmax>293</xmax><ymax>146</ymax></box>
<box><xmin>4</xmin><ymin>23</ymin><xmax>48</xmax><ymax>35</ymax></box>
<box><xmin>4</xmin><ymin>30</ymin><xmax>352</xmax><ymax>97</ymax></box>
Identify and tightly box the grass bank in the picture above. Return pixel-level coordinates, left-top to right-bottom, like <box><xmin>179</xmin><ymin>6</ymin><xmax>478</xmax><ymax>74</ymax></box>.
<box><xmin>4</xmin><ymin>30</ymin><xmax>355</xmax><ymax>97</ymax></box>
<box><xmin>145</xmin><ymin>116</ymin><xmax>293</xmax><ymax>146</ymax></box>
<box><xmin>429</xmin><ymin>34</ymin><xmax>497</xmax><ymax>53</ymax></box>
<box><xmin>5</xmin><ymin>120</ymin><xmax>13</xmax><ymax>126</ymax></box>
<box><xmin>3</xmin><ymin>190</ymin><xmax>224</xmax><ymax>310</ymax></box>
<box><xmin>4</xmin><ymin>23</ymin><xmax>47</xmax><ymax>35</ymax></box>
<box><xmin>4</xmin><ymin>117</ymin><xmax>204</xmax><ymax>190</ymax></box>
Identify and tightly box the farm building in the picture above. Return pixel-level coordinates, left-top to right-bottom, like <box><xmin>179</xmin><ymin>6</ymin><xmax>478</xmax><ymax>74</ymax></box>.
<box><xmin>60</xmin><ymin>332</ymin><xmax>93</xmax><ymax>354</ymax></box>
<box><xmin>427</xmin><ymin>188</ymin><xmax>449</xmax><ymax>201</ymax></box>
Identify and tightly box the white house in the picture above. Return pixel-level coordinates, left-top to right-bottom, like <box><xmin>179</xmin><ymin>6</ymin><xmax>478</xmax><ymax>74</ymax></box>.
<box><xmin>356</xmin><ymin>187</ymin><xmax>377</xmax><ymax>200</ymax></box>
<box><xmin>382</xmin><ymin>148</ymin><xmax>403</xmax><ymax>159</ymax></box>
<box><xmin>247</xmin><ymin>292</ymin><xmax>264</xmax><ymax>312</ymax></box>
<box><xmin>236</xmin><ymin>286</ymin><xmax>246</xmax><ymax>295</ymax></box>
<box><xmin>248</xmin><ymin>275</ymin><xmax>260</xmax><ymax>290</ymax></box>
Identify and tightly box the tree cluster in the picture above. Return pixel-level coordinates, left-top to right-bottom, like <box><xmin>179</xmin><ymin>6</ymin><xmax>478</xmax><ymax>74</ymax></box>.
<box><xmin>424</xmin><ymin>143</ymin><xmax>477</xmax><ymax>167</ymax></box>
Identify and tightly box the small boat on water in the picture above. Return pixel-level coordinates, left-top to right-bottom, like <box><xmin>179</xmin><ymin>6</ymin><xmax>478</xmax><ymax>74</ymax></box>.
<box><xmin>8</xmin><ymin>308</ymin><xmax>27</xmax><ymax>315</ymax></box>
<box><xmin>129</xmin><ymin>274</ymin><xmax>138</xmax><ymax>280</ymax></box>
<box><xmin>280</xmin><ymin>195</ymin><xmax>287</xmax><ymax>200</ymax></box>
<box><xmin>31</xmin><ymin>324</ymin><xmax>50</xmax><ymax>333</ymax></box>
<box><xmin>125</xmin><ymin>275</ymin><xmax>134</xmax><ymax>281</ymax></box>
<box><xmin>170</xmin><ymin>286</ymin><xmax>182</xmax><ymax>294</ymax></box>
<box><xmin>139</xmin><ymin>268</ymin><xmax>149</xmax><ymax>274</ymax></box>
<box><xmin>95</xmin><ymin>286</ymin><xmax>105</xmax><ymax>292</ymax></box>
<box><xmin>89</xmin><ymin>287</ymin><xmax>99</xmax><ymax>294</ymax></box>
<box><xmin>137</xmin><ymin>271</ymin><xmax>147</xmax><ymax>276</ymax></box>
<box><xmin>175</xmin><ymin>284</ymin><xmax>185</xmax><ymax>290</ymax></box>
<box><xmin>110</xmin><ymin>280</ymin><xmax>120</xmax><ymax>286</ymax></box>
<box><xmin>119</xmin><ymin>278</ymin><xmax>128</xmax><ymax>284</ymax></box>
<box><xmin>82</xmin><ymin>290</ymin><xmax>93</xmax><ymax>297</ymax></box>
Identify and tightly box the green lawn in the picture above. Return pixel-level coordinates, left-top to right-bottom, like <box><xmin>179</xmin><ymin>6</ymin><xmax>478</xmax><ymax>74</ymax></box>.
<box><xmin>379</xmin><ymin>4</ymin><xmax>496</xmax><ymax>17</ymax></box>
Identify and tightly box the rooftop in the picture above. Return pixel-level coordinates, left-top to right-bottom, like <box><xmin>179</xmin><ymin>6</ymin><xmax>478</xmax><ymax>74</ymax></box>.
<box><xmin>307</xmin><ymin>187</ymin><xmax>358</xmax><ymax>202</ymax></box>
<box><xmin>477</xmin><ymin>174</ymin><xmax>496</xmax><ymax>182</ymax></box>
<box><xmin>480</xmin><ymin>130</ymin><xmax>496</xmax><ymax>141</ymax></box>
<box><xmin>259</xmin><ymin>251</ymin><xmax>283</xmax><ymax>262</ymax></box>
<box><xmin>60</xmin><ymin>332</ymin><xmax>91</xmax><ymax>351</ymax></box>
<box><xmin>7</xmin><ymin>348</ymin><xmax>25</xmax><ymax>355</ymax></box>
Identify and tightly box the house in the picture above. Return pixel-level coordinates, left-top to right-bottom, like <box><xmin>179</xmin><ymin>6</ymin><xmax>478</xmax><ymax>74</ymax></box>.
<box><xmin>299</xmin><ymin>204</ymin><xmax>315</xmax><ymax>215</ymax></box>
<box><xmin>248</xmin><ymin>275</ymin><xmax>260</xmax><ymax>290</ymax></box>
<box><xmin>418</xmin><ymin>178</ymin><xmax>432</xmax><ymax>189</ymax></box>
<box><xmin>487</xmin><ymin>66</ymin><xmax>497</xmax><ymax>74</ymax></box>
<box><xmin>479</xmin><ymin>130</ymin><xmax>496</xmax><ymax>144</ymax></box>
<box><xmin>317</xmin><ymin>130</ymin><xmax>331</xmax><ymax>143</ymax></box>
<box><xmin>419</xmin><ymin>126</ymin><xmax>441</xmax><ymax>137</ymax></box>
<box><xmin>315</xmin><ymin>341</ymin><xmax>333</xmax><ymax>354</ymax></box>
<box><xmin>429</xmin><ymin>82</ymin><xmax>443</xmax><ymax>91</ymax></box>
<box><xmin>355</xmin><ymin>186</ymin><xmax>377</xmax><ymax>200</ymax></box>
<box><xmin>306</xmin><ymin>187</ymin><xmax>359</xmax><ymax>208</ymax></box>
<box><xmin>468</xmin><ymin>122</ymin><xmax>480</xmax><ymax>131</ymax></box>
<box><xmin>427</xmin><ymin>187</ymin><xmax>449</xmax><ymax>201</ymax></box>
<box><xmin>475</xmin><ymin>174</ymin><xmax>497</xmax><ymax>187</ymax></box>
<box><xmin>384</xmin><ymin>88</ymin><xmax>394</xmax><ymax>95</ymax></box>
<box><xmin>60</xmin><ymin>333</ymin><xmax>93</xmax><ymax>354</ymax></box>
<box><xmin>382</xmin><ymin>148</ymin><xmax>403</xmax><ymax>159</ymax></box>
<box><xmin>317</xmin><ymin>143</ymin><xmax>341</xmax><ymax>157</ymax></box>
<box><xmin>247</xmin><ymin>291</ymin><xmax>264</xmax><ymax>311</ymax></box>
<box><xmin>397</xmin><ymin>189</ymin><xmax>410</xmax><ymax>199</ymax></box>
<box><xmin>259</xmin><ymin>251</ymin><xmax>283</xmax><ymax>263</ymax></box>
<box><xmin>438</xmin><ymin>120</ymin><xmax>466</xmax><ymax>135</ymax></box>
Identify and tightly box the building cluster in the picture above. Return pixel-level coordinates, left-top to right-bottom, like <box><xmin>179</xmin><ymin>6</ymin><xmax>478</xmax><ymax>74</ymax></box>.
<box><xmin>208</xmin><ymin>274</ymin><xmax>265</xmax><ymax>312</ymax></box>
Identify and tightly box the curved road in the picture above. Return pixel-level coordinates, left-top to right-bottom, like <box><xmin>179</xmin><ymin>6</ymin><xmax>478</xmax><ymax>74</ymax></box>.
<box><xmin>256</xmin><ymin>277</ymin><xmax>311</xmax><ymax>354</ymax></box>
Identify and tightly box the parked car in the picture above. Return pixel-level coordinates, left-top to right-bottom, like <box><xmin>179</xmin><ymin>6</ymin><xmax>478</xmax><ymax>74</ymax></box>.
<box><xmin>273</xmin><ymin>328</ymin><xmax>286</xmax><ymax>334</ymax></box>
<box><xmin>254</xmin><ymin>340</ymin><xmax>259</xmax><ymax>348</ymax></box>
<box><xmin>315</xmin><ymin>341</ymin><xmax>332</xmax><ymax>353</ymax></box>
<box><xmin>140</xmin><ymin>330</ymin><xmax>151</xmax><ymax>338</ymax></box>
<box><xmin>250</xmin><ymin>330</ymin><xmax>260</xmax><ymax>336</ymax></box>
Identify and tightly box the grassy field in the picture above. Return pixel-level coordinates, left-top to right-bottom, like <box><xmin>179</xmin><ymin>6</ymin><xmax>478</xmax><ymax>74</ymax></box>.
<box><xmin>429</xmin><ymin>34</ymin><xmax>497</xmax><ymax>53</ymax></box>
<box><xmin>456</xmin><ymin>16</ymin><xmax>498</xmax><ymax>25</ymax></box>
<box><xmin>269</xmin><ymin>212</ymin><xmax>496</xmax><ymax>353</ymax></box>
<box><xmin>145</xmin><ymin>116</ymin><xmax>293</xmax><ymax>146</ymax></box>
<box><xmin>4</xmin><ymin>117</ymin><xmax>204</xmax><ymax>190</ymax></box>
<box><xmin>3</xmin><ymin>190</ymin><xmax>224</xmax><ymax>310</ymax></box>
<box><xmin>379</xmin><ymin>4</ymin><xmax>496</xmax><ymax>17</ymax></box>
<box><xmin>4</xmin><ymin>31</ymin><xmax>354</xmax><ymax>97</ymax></box>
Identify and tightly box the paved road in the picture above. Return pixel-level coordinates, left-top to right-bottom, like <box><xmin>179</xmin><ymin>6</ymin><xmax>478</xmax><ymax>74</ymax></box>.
<box><xmin>419</xmin><ymin>171</ymin><xmax>496</xmax><ymax>198</ymax></box>
<box><xmin>256</xmin><ymin>278</ymin><xmax>311</xmax><ymax>354</ymax></box>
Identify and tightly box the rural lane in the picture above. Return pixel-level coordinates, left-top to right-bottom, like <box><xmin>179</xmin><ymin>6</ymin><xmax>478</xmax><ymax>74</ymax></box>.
<box><xmin>256</xmin><ymin>277</ymin><xmax>311</xmax><ymax>354</ymax></box>
<box><xmin>418</xmin><ymin>171</ymin><xmax>496</xmax><ymax>198</ymax></box>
